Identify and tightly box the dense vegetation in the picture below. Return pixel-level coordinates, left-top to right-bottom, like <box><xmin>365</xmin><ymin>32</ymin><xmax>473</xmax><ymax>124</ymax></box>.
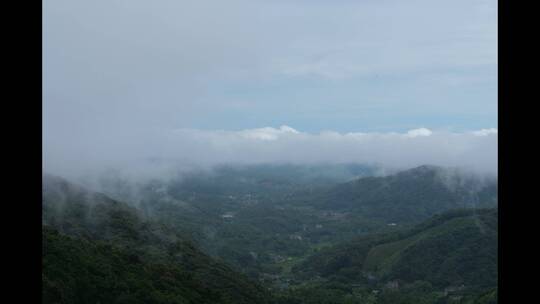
<box><xmin>43</xmin><ymin>164</ymin><xmax>498</xmax><ymax>303</ymax></box>
<box><xmin>278</xmin><ymin>208</ymin><xmax>497</xmax><ymax>303</ymax></box>
<box><xmin>43</xmin><ymin>227</ymin><xmax>270</xmax><ymax>304</ymax></box>
<box><xmin>90</xmin><ymin>165</ymin><xmax>495</xmax><ymax>281</ymax></box>
<box><xmin>307</xmin><ymin>165</ymin><xmax>497</xmax><ymax>223</ymax></box>
<box><xmin>42</xmin><ymin>174</ymin><xmax>270</xmax><ymax>304</ymax></box>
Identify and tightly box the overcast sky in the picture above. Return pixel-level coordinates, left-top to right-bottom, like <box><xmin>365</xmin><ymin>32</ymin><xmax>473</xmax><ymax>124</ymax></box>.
<box><xmin>43</xmin><ymin>0</ymin><xmax>497</xmax><ymax>177</ymax></box>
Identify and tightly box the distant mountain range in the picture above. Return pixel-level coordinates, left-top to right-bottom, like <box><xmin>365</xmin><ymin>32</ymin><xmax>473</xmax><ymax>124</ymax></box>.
<box><xmin>299</xmin><ymin>165</ymin><xmax>497</xmax><ymax>224</ymax></box>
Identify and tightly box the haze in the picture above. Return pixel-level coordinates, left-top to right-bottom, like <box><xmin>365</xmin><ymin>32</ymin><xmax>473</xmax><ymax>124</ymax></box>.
<box><xmin>43</xmin><ymin>0</ymin><xmax>497</xmax><ymax>178</ymax></box>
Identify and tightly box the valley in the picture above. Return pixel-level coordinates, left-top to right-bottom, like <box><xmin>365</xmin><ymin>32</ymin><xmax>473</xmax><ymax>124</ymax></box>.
<box><xmin>43</xmin><ymin>164</ymin><xmax>498</xmax><ymax>304</ymax></box>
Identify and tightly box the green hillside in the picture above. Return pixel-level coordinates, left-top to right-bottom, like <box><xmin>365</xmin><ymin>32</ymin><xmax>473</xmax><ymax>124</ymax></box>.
<box><xmin>42</xmin><ymin>165</ymin><xmax>497</xmax><ymax>304</ymax></box>
<box><xmin>286</xmin><ymin>208</ymin><xmax>497</xmax><ymax>303</ymax></box>
<box><xmin>76</xmin><ymin>165</ymin><xmax>496</xmax><ymax>286</ymax></box>
<box><xmin>308</xmin><ymin>165</ymin><xmax>497</xmax><ymax>223</ymax></box>
<box><xmin>42</xmin><ymin>174</ymin><xmax>270</xmax><ymax>304</ymax></box>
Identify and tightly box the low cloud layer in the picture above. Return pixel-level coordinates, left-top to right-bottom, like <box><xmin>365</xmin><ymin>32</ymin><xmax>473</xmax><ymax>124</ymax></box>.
<box><xmin>43</xmin><ymin>126</ymin><xmax>497</xmax><ymax>179</ymax></box>
<box><xmin>43</xmin><ymin>1</ymin><xmax>497</xmax><ymax>180</ymax></box>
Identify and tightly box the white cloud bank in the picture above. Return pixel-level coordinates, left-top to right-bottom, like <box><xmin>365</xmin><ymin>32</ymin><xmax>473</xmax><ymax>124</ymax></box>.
<box><xmin>406</xmin><ymin>128</ymin><xmax>433</xmax><ymax>138</ymax></box>
<box><xmin>471</xmin><ymin>128</ymin><xmax>498</xmax><ymax>136</ymax></box>
<box><xmin>43</xmin><ymin>126</ymin><xmax>498</xmax><ymax>179</ymax></box>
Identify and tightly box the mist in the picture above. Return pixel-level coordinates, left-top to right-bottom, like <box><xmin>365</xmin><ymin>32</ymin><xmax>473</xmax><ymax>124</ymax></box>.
<box><xmin>43</xmin><ymin>125</ymin><xmax>497</xmax><ymax>182</ymax></box>
<box><xmin>43</xmin><ymin>0</ymin><xmax>497</xmax><ymax>181</ymax></box>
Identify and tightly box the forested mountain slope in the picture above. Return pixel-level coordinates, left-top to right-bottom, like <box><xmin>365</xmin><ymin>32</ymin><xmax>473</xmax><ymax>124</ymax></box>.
<box><xmin>304</xmin><ymin>165</ymin><xmax>497</xmax><ymax>223</ymax></box>
<box><xmin>282</xmin><ymin>208</ymin><xmax>497</xmax><ymax>304</ymax></box>
<box><xmin>42</xmin><ymin>174</ymin><xmax>270</xmax><ymax>304</ymax></box>
<box><xmin>42</xmin><ymin>165</ymin><xmax>497</xmax><ymax>304</ymax></box>
<box><xmin>67</xmin><ymin>165</ymin><xmax>496</xmax><ymax>284</ymax></box>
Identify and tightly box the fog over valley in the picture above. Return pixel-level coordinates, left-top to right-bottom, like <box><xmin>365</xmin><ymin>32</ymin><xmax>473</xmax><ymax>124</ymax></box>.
<box><xmin>43</xmin><ymin>125</ymin><xmax>497</xmax><ymax>182</ymax></box>
<box><xmin>42</xmin><ymin>1</ymin><xmax>497</xmax><ymax>303</ymax></box>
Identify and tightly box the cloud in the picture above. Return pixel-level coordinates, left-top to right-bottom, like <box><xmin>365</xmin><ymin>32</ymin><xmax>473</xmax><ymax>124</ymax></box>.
<box><xmin>43</xmin><ymin>1</ymin><xmax>497</xmax><ymax>180</ymax></box>
<box><xmin>43</xmin><ymin>0</ymin><xmax>497</xmax><ymax>135</ymax></box>
<box><xmin>43</xmin><ymin>126</ymin><xmax>498</xmax><ymax>179</ymax></box>
<box><xmin>239</xmin><ymin>125</ymin><xmax>300</xmax><ymax>141</ymax></box>
<box><xmin>406</xmin><ymin>128</ymin><xmax>433</xmax><ymax>137</ymax></box>
<box><xmin>471</xmin><ymin>128</ymin><xmax>498</xmax><ymax>136</ymax></box>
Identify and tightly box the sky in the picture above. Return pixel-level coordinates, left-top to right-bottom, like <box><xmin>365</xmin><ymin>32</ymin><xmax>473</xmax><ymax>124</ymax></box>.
<box><xmin>43</xmin><ymin>0</ymin><xmax>498</xmax><ymax>177</ymax></box>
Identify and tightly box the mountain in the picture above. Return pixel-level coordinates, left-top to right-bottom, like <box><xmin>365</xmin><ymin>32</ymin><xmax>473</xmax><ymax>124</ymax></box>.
<box><xmin>73</xmin><ymin>164</ymin><xmax>383</xmax><ymax>278</ymax></box>
<box><xmin>42</xmin><ymin>174</ymin><xmax>271</xmax><ymax>304</ymax></box>
<box><xmin>164</xmin><ymin>163</ymin><xmax>378</xmax><ymax>200</ymax></box>
<box><xmin>42</xmin><ymin>164</ymin><xmax>497</xmax><ymax>303</ymax></box>
<box><xmin>87</xmin><ymin>163</ymin><xmax>377</xmax><ymax>205</ymax></box>
<box><xmin>304</xmin><ymin>165</ymin><xmax>497</xmax><ymax>224</ymax></box>
<box><xmin>284</xmin><ymin>208</ymin><xmax>497</xmax><ymax>303</ymax></box>
<box><xmin>68</xmin><ymin>165</ymin><xmax>496</xmax><ymax>284</ymax></box>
